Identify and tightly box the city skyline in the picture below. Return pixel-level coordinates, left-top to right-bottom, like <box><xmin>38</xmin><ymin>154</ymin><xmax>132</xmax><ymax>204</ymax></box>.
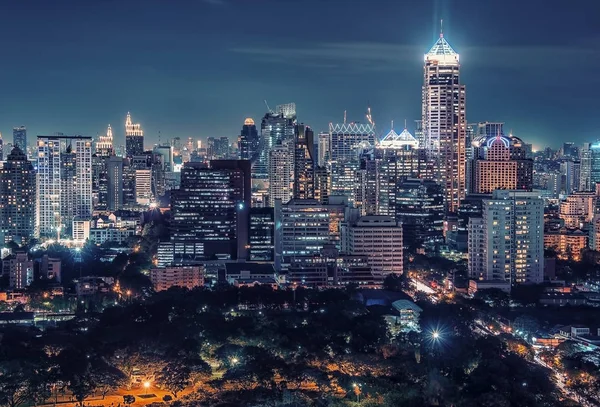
<box><xmin>1</xmin><ymin>0</ymin><xmax>599</xmax><ymax>149</ymax></box>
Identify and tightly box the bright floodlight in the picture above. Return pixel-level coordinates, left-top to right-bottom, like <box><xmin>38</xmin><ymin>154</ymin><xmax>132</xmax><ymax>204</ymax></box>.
<box><xmin>231</xmin><ymin>357</ymin><xmax>239</xmax><ymax>365</ymax></box>
<box><xmin>432</xmin><ymin>331</ymin><xmax>440</xmax><ymax>339</ymax></box>
<box><xmin>144</xmin><ymin>381</ymin><xmax>150</xmax><ymax>388</ymax></box>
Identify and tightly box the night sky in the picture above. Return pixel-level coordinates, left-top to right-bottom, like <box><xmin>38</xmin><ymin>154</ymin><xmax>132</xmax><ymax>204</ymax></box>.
<box><xmin>1</xmin><ymin>0</ymin><xmax>598</xmax><ymax>149</ymax></box>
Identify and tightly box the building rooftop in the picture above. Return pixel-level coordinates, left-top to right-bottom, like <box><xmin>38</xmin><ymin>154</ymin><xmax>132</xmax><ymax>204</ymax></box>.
<box><xmin>379</xmin><ymin>127</ymin><xmax>418</xmax><ymax>149</ymax></box>
<box><xmin>426</xmin><ymin>34</ymin><xmax>458</xmax><ymax>60</ymax></box>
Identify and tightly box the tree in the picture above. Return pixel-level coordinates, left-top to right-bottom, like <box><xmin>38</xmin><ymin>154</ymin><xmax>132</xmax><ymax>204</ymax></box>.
<box><xmin>93</xmin><ymin>362</ymin><xmax>126</xmax><ymax>399</ymax></box>
<box><xmin>163</xmin><ymin>395</ymin><xmax>173</xmax><ymax>403</ymax></box>
<box><xmin>155</xmin><ymin>361</ymin><xmax>191</xmax><ymax>398</ymax></box>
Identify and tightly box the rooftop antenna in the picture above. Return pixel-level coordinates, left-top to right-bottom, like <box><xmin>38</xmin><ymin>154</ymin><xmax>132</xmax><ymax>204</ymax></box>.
<box><xmin>440</xmin><ymin>19</ymin><xmax>444</xmax><ymax>38</ymax></box>
<box><xmin>344</xmin><ymin>110</ymin><xmax>347</xmax><ymax>124</ymax></box>
<box><xmin>391</xmin><ymin>120</ymin><xmax>394</xmax><ymax>130</ymax></box>
<box><xmin>404</xmin><ymin>119</ymin><xmax>407</xmax><ymax>129</ymax></box>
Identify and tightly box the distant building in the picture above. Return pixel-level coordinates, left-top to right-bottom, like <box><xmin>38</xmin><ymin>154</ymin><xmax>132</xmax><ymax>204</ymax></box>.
<box><xmin>268</xmin><ymin>141</ymin><xmax>293</xmax><ymax>207</ymax></box>
<box><xmin>238</xmin><ymin>118</ymin><xmax>259</xmax><ymax>161</ymax></box>
<box><xmin>254</xmin><ymin>104</ymin><xmax>296</xmax><ymax>180</ymax></box>
<box><xmin>96</xmin><ymin>124</ymin><xmax>114</xmax><ymax>157</ymax></box>
<box><xmin>13</xmin><ymin>126</ymin><xmax>27</xmax><ymax>152</ymax></box>
<box><xmin>559</xmin><ymin>192</ymin><xmax>596</xmax><ymax>229</ymax></box>
<box><xmin>40</xmin><ymin>255</ymin><xmax>62</xmax><ymax>283</ymax></box>
<box><xmin>544</xmin><ymin>228</ymin><xmax>587</xmax><ymax>261</ymax></box>
<box><xmin>150</xmin><ymin>266</ymin><xmax>204</xmax><ymax>291</ymax></box>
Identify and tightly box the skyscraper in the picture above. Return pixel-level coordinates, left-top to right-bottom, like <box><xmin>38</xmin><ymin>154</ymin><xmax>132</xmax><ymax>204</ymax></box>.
<box><xmin>293</xmin><ymin>124</ymin><xmax>315</xmax><ymax>200</ymax></box>
<box><xmin>0</xmin><ymin>133</ymin><xmax>3</xmax><ymax>161</ymax></box>
<box><xmin>96</xmin><ymin>124</ymin><xmax>114</xmax><ymax>157</ymax></box>
<box><xmin>422</xmin><ymin>29</ymin><xmax>466</xmax><ymax>213</ymax></box>
<box><xmin>36</xmin><ymin>136</ymin><xmax>92</xmax><ymax>238</ymax></box>
<box><xmin>579</xmin><ymin>143</ymin><xmax>592</xmax><ymax>191</ymax></box>
<box><xmin>254</xmin><ymin>104</ymin><xmax>296</xmax><ymax>180</ymax></box>
<box><xmin>589</xmin><ymin>141</ymin><xmax>600</xmax><ymax>186</ymax></box>
<box><xmin>0</xmin><ymin>147</ymin><xmax>36</xmax><ymax>244</ymax></box>
<box><xmin>329</xmin><ymin>122</ymin><xmax>376</xmax><ymax>203</ymax></box>
<box><xmin>238</xmin><ymin>118</ymin><xmax>259</xmax><ymax>161</ymax></box>
<box><xmin>13</xmin><ymin>126</ymin><xmax>27</xmax><ymax>152</ymax></box>
<box><xmin>125</xmin><ymin>112</ymin><xmax>144</xmax><ymax>157</ymax></box>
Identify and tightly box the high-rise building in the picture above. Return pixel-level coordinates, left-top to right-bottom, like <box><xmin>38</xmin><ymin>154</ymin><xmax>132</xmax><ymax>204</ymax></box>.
<box><xmin>170</xmin><ymin>160</ymin><xmax>251</xmax><ymax>261</ymax></box>
<box><xmin>239</xmin><ymin>118</ymin><xmax>259</xmax><ymax>161</ymax></box>
<box><xmin>268</xmin><ymin>141</ymin><xmax>293</xmax><ymax>207</ymax></box>
<box><xmin>13</xmin><ymin>126</ymin><xmax>27</xmax><ymax>152</ymax></box>
<box><xmin>125</xmin><ymin>112</ymin><xmax>144</xmax><ymax>157</ymax></box>
<box><xmin>329</xmin><ymin>122</ymin><xmax>376</xmax><ymax>204</ymax></box>
<box><xmin>314</xmin><ymin>166</ymin><xmax>330</xmax><ymax>205</ymax></box>
<box><xmin>106</xmin><ymin>156</ymin><xmax>124</xmax><ymax>211</ymax></box>
<box><xmin>0</xmin><ymin>147</ymin><xmax>36</xmax><ymax>244</ymax></box>
<box><xmin>207</xmin><ymin>137</ymin><xmax>230</xmax><ymax>159</ymax></box>
<box><xmin>36</xmin><ymin>136</ymin><xmax>93</xmax><ymax>238</ymax></box>
<box><xmin>254</xmin><ymin>104</ymin><xmax>296</xmax><ymax>179</ymax></box>
<box><xmin>96</xmin><ymin>124</ymin><xmax>114</xmax><ymax>157</ymax></box>
<box><xmin>341</xmin><ymin>215</ymin><xmax>403</xmax><ymax>278</ymax></box>
<box><xmin>468</xmin><ymin>190</ymin><xmax>544</xmax><ymax>286</ymax></box>
<box><xmin>579</xmin><ymin>143</ymin><xmax>592</xmax><ymax>191</ymax></box>
<box><xmin>422</xmin><ymin>30</ymin><xmax>466</xmax><ymax>213</ymax></box>
<box><xmin>293</xmin><ymin>124</ymin><xmax>315</xmax><ymax>200</ymax></box>
<box><xmin>0</xmin><ymin>133</ymin><xmax>3</xmax><ymax>161</ymax></box>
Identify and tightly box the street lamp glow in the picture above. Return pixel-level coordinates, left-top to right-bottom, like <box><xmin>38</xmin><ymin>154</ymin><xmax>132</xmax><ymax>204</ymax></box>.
<box><xmin>231</xmin><ymin>357</ymin><xmax>239</xmax><ymax>365</ymax></box>
<box><xmin>432</xmin><ymin>331</ymin><xmax>440</xmax><ymax>339</ymax></box>
<box><xmin>144</xmin><ymin>381</ymin><xmax>150</xmax><ymax>389</ymax></box>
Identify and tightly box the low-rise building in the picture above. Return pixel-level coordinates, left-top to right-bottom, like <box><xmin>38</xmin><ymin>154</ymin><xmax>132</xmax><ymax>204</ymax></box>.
<box><xmin>544</xmin><ymin>228</ymin><xmax>587</xmax><ymax>261</ymax></box>
<box><xmin>3</xmin><ymin>252</ymin><xmax>33</xmax><ymax>289</ymax></box>
<box><xmin>89</xmin><ymin>227</ymin><xmax>136</xmax><ymax>245</ymax></box>
<box><xmin>150</xmin><ymin>266</ymin><xmax>204</xmax><ymax>291</ymax></box>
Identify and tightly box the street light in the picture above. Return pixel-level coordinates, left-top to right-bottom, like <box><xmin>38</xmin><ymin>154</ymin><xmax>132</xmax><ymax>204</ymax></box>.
<box><xmin>144</xmin><ymin>381</ymin><xmax>150</xmax><ymax>395</ymax></box>
<box><xmin>352</xmin><ymin>383</ymin><xmax>362</xmax><ymax>403</ymax></box>
<box><xmin>432</xmin><ymin>330</ymin><xmax>440</xmax><ymax>340</ymax></box>
<box><xmin>231</xmin><ymin>357</ymin><xmax>239</xmax><ymax>366</ymax></box>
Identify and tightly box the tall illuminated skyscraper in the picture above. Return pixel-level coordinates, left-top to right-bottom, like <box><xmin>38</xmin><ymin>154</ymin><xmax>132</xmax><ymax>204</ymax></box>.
<box><xmin>96</xmin><ymin>124</ymin><xmax>114</xmax><ymax>157</ymax></box>
<box><xmin>268</xmin><ymin>141</ymin><xmax>292</xmax><ymax>207</ymax></box>
<box><xmin>125</xmin><ymin>112</ymin><xmax>144</xmax><ymax>157</ymax></box>
<box><xmin>422</xmin><ymin>28</ymin><xmax>466</xmax><ymax>213</ymax></box>
<box><xmin>254</xmin><ymin>103</ymin><xmax>296</xmax><ymax>180</ymax></box>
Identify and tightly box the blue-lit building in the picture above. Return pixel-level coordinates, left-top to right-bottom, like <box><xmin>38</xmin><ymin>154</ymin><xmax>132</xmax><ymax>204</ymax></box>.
<box><xmin>589</xmin><ymin>141</ymin><xmax>600</xmax><ymax>185</ymax></box>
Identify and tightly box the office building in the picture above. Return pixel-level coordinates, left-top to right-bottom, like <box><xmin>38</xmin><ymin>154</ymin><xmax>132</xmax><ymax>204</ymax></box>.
<box><xmin>125</xmin><ymin>112</ymin><xmax>144</xmax><ymax>157</ymax></box>
<box><xmin>0</xmin><ymin>147</ymin><xmax>36</xmax><ymax>244</ymax></box>
<box><xmin>239</xmin><ymin>118</ymin><xmax>259</xmax><ymax>161</ymax></box>
<box><xmin>96</xmin><ymin>124</ymin><xmax>114</xmax><ymax>157</ymax></box>
<box><xmin>341</xmin><ymin>215</ymin><xmax>403</xmax><ymax>278</ymax></box>
<box><xmin>268</xmin><ymin>141</ymin><xmax>293</xmax><ymax>207</ymax></box>
<box><xmin>170</xmin><ymin>160</ymin><xmax>251</xmax><ymax>261</ymax></box>
<box><xmin>468</xmin><ymin>190</ymin><xmax>544</xmax><ymax>286</ymax></box>
<box><xmin>274</xmin><ymin>198</ymin><xmax>330</xmax><ymax>271</ymax></box>
<box><xmin>422</xmin><ymin>30</ymin><xmax>466</xmax><ymax>213</ymax></box>
<box><xmin>317</xmin><ymin>132</ymin><xmax>329</xmax><ymax>167</ymax></box>
<box><xmin>0</xmin><ymin>133</ymin><xmax>3</xmax><ymax>161</ymax></box>
<box><xmin>293</xmin><ymin>124</ymin><xmax>315</xmax><ymax>200</ymax></box>
<box><xmin>150</xmin><ymin>266</ymin><xmax>204</xmax><ymax>292</ymax></box>
<box><xmin>13</xmin><ymin>126</ymin><xmax>27</xmax><ymax>152</ymax></box>
<box><xmin>248</xmin><ymin>208</ymin><xmax>275</xmax><ymax>261</ymax></box>
<box><xmin>314</xmin><ymin>166</ymin><xmax>330</xmax><ymax>205</ymax></box>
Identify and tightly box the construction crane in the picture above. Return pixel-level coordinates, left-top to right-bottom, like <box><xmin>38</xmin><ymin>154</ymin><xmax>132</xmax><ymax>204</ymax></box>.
<box><xmin>264</xmin><ymin>100</ymin><xmax>274</xmax><ymax>114</ymax></box>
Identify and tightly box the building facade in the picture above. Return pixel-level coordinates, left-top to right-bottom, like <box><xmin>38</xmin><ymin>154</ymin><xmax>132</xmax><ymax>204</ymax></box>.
<box><xmin>125</xmin><ymin>112</ymin><xmax>144</xmax><ymax>157</ymax></box>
